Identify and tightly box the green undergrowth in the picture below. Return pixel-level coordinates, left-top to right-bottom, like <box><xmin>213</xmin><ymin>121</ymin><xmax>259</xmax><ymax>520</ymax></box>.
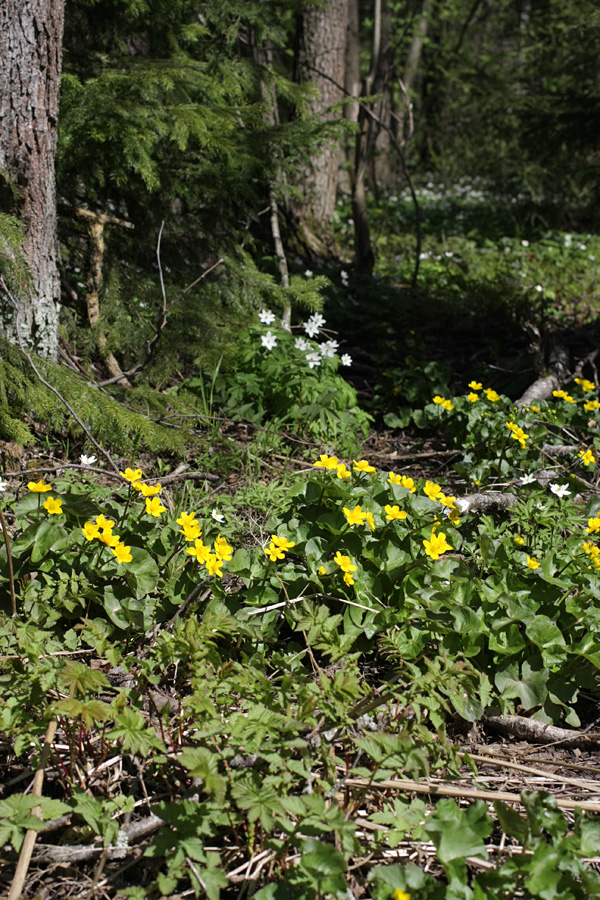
<box><xmin>3</xmin><ymin>354</ymin><xmax>600</xmax><ymax>895</ymax></box>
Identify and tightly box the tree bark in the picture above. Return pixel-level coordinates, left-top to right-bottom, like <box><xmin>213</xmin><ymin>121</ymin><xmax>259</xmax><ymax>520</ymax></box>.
<box><xmin>0</xmin><ymin>0</ymin><xmax>65</xmax><ymax>360</ymax></box>
<box><xmin>292</xmin><ymin>0</ymin><xmax>349</xmax><ymax>257</ymax></box>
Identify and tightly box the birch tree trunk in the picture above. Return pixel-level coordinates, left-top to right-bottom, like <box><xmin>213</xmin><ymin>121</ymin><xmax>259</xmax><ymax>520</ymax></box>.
<box><xmin>0</xmin><ymin>0</ymin><xmax>65</xmax><ymax>360</ymax></box>
<box><xmin>292</xmin><ymin>0</ymin><xmax>349</xmax><ymax>257</ymax></box>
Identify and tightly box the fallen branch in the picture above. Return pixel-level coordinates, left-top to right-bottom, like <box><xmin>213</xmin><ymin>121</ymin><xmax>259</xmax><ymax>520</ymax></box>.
<box><xmin>343</xmin><ymin>776</ymin><xmax>600</xmax><ymax>812</ymax></box>
<box><xmin>455</xmin><ymin>492</ymin><xmax>517</xmax><ymax>515</ymax></box>
<box><xmin>8</xmin><ymin>719</ymin><xmax>57</xmax><ymax>900</ymax></box>
<box><xmin>483</xmin><ymin>713</ymin><xmax>600</xmax><ymax>750</ymax></box>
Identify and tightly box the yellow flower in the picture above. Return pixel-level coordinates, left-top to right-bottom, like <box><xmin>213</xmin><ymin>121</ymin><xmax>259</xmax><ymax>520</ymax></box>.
<box><xmin>388</xmin><ymin>472</ymin><xmax>402</xmax><ymax>485</ymax></box>
<box><xmin>400</xmin><ymin>475</ymin><xmax>416</xmax><ymax>493</ymax></box>
<box><xmin>586</xmin><ymin>518</ymin><xmax>600</xmax><ymax>534</ymax></box>
<box><xmin>468</xmin><ymin>381</ymin><xmax>482</xmax><ymax>390</ymax></box>
<box><xmin>82</xmin><ymin>521</ymin><xmax>100</xmax><ymax>541</ymax></box>
<box><xmin>432</xmin><ymin>395</ymin><xmax>446</xmax><ymax>405</ymax></box>
<box><xmin>336</xmin><ymin>463</ymin><xmax>351</xmax><ymax>480</ymax></box>
<box><xmin>423</xmin><ymin>531</ymin><xmax>452</xmax><ymax>560</ymax></box>
<box><xmin>95</xmin><ymin>514</ymin><xmax>114</xmax><ymax>530</ymax></box>
<box><xmin>438</xmin><ymin>494</ymin><xmax>456</xmax><ymax>509</ymax></box>
<box><xmin>181</xmin><ymin>522</ymin><xmax>202</xmax><ymax>541</ymax></box>
<box><xmin>318</xmin><ymin>566</ymin><xmax>327</xmax><ymax>576</ymax></box>
<box><xmin>552</xmin><ymin>389</ymin><xmax>575</xmax><ymax>404</ymax></box>
<box><xmin>98</xmin><ymin>528</ymin><xmax>119</xmax><ymax>548</ymax></box>
<box><xmin>484</xmin><ymin>388</ymin><xmax>500</xmax><ymax>402</ymax></box>
<box><xmin>205</xmin><ymin>553</ymin><xmax>224</xmax><ymax>578</ymax></box>
<box><xmin>146</xmin><ymin>497</ymin><xmax>166</xmax><ymax>517</ymax></box>
<box><xmin>385</xmin><ymin>504</ymin><xmax>407</xmax><ymax>521</ymax></box>
<box><xmin>353</xmin><ymin>459</ymin><xmax>376</xmax><ymax>473</ymax></box>
<box><xmin>334</xmin><ymin>551</ymin><xmax>356</xmax><ymax>573</ymax></box>
<box><xmin>271</xmin><ymin>535</ymin><xmax>296</xmax><ymax>551</ymax></box>
<box><xmin>43</xmin><ymin>496</ymin><xmax>63</xmax><ymax>515</ymax></box>
<box><xmin>424</xmin><ymin>481</ymin><xmax>442</xmax><ymax>501</ymax></box>
<box><xmin>187</xmin><ymin>539</ymin><xmax>210</xmax><ymax>564</ymax></box>
<box><xmin>131</xmin><ymin>480</ymin><xmax>143</xmax><ymax>492</ymax></box>
<box><xmin>120</xmin><ymin>467</ymin><xmax>143</xmax><ymax>483</ymax></box>
<box><xmin>467</xmin><ymin>392</ymin><xmax>479</xmax><ymax>402</ymax></box>
<box><xmin>138</xmin><ymin>482</ymin><xmax>162</xmax><ymax>497</ymax></box>
<box><xmin>579</xmin><ymin>448</ymin><xmax>596</xmax><ymax>467</ymax></box>
<box><xmin>343</xmin><ymin>505</ymin><xmax>366</xmax><ymax>525</ymax></box>
<box><xmin>28</xmin><ymin>479</ymin><xmax>52</xmax><ymax>493</ymax></box>
<box><xmin>112</xmin><ymin>541</ymin><xmax>132</xmax><ymax>564</ymax></box>
<box><xmin>343</xmin><ymin>571</ymin><xmax>355</xmax><ymax>586</ymax></box>
<box><xmin>526</xmin><ymin>555</ymin><xmax>540</xmax><ymax>570</ymax></box>
<box><xmin>177</xmin><ymin>511</ymin><xmax>199</xmax><ymax>529</ymax></box>
<box><xmin>394</xmin><ymin>890</ymin><xmax>411</xmax><ymax>900</ymax></box>
<box><xmin>264</xmin><ymin>541</ymin><xmax>285</xmax><ymax>562</ymax></box>
<box><xmin>575</xmin><ymin>377</ymin><xmax>595</xmax><ymax>392</ymax></box>
<box><xmin>514</xmin><ymin>536</ymin><xmax>526</xmax><ymax>546</ymax></box>
<box><xmin>531</xmin><ymin>405</ymin><xmax>540</xmax><ymax>412</ymax></box>
<box><xmin>214</xmin><ymin>535</ymin><xmax>234</xmax><ymax>561</ymax></box>
<box><xmin>507</xmin><ymin>424</ymin><xmax>529</xmax><ymax>449</ymax></box>
<box><xmin>313</xmin><ymin>454</ymin><xmax>339</xmax><ymax>470</ymax></box>
<box><xmin>442</xmin><ymin>399</ymin><xmax>454</xmax><ymax>410</ymax></box>
<box><xmin>584</xmin><ymin>400</ymin><xmax>600</xmax><ymax>412</ymax></box>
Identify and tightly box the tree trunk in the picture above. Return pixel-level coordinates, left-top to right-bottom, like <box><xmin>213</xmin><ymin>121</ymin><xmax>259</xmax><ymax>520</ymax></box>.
<box><xmin>292</xmin><ymin>0</ymin><xmax>349</xmax><ymax>258</ymax></box>
<box><xmin>0</xmin><ymin>0</ymin><xmax>65</xmax><ymax>360</ymax></box>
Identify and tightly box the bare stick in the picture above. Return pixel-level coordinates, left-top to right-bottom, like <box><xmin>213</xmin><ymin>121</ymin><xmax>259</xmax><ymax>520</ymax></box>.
<box><xmin>8</xmin><ymin>719</ymin><xmax>58</xmax><ymax>900</ymax></box>
<box><xmin>0</xmin><ymin>505</ymin><xmax>16</xmax><ymax>616</ymax></box>
<box><xmin>0</xmin><ymin>275</ymin><xmax>120</xmax><ymax>475</ymax></box>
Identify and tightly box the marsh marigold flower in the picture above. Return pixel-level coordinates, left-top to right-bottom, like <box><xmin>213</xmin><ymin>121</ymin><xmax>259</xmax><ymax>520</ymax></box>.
<box><xmin>353</xmin><ymin>459</ymin><xmax>376</xmax><ymax>474</ymax></box>
<box><xmin>146</xmin><ymin>497</ymin><xmax>166</xmax><ymax>517</ymax></box>
<box><xmin>552</xmin><ymin>390</ymin><xmax>575</xmax><ymax>404</ymax></box>
<box><xmin>82</xmin><ymin>521</ymin><xmax>100</xmax><ymax>541</ymax></box>
<box><xmin>264</xmin><ymin>541</ymin><xmax>285</xmax><ymax>562</ymax></box>
<box><xmin>423</xmin><ymin>531</ymin><xmax>452</xmax><ymax>560</ymax></box>
<box><xmin>343</xmin><ymin>572</ymin><xmax>355</xmax><ymax>586</ymax></box>
<box><xmin>187</xmin><ymin>539</ymin><xmax>210</xmax><ymax>564</ymax></box>
<box><xmin>467</xmin><ymin>392</ymin><xmax>479</xmax><ymax>402</ymax></box>
<box><xmin>205</xmin><ymin>553</ymin><xmax>224</xmax><ymax>577</ymax></box>
<box><xmin>575</xmin><ymin>377</ymin><xmax>595</xmax><ymax>392</ymax></box>
<box><xmin>112</xmin><ymin>542</ymin><xmax>132</xmax><ymax>564</ymax></box>
<box><xmin>181</xmin><ymin>522</ymin><xmax>202</xmax><ymax>541</ymax></box>
<box><xmin>484</xmin><ymin>388</ymin><xmax>500</xmax><ymax>402</ymax></box>
<box><xmin>137</xmin><ymin>482</ymin><xmax>162</xmax><ymax>497</ymax></box>
<box><xmin>343</xmin><ymin>505</ymin><xmax>367</xmax><ymax>526</ymax></box>
<box><xmin>271</xmin><ymin>535</ymin><xmax>295</xmax><ymax>552</ymax></box>
<box><xmin>385</xmin><ymin>504</ymin><xmax>407</xmax><ymax>521</ymax></box>
<box><xmin>43</xmin><ymin>496</ymin><xmax>63</xmax><ymax>515</ymax></box>
<box><xmin>424</xmin><ymin>481</ymin><xmax>443</xmax><ymax>502</ymax></box>
<box><xmin>579</xmin><ymin>449</ymin><xmax>596</xmax><ymax>467</ymax></box>
<box><xmin>468</xmin><ymin>381</ymin><xmax>482</xmax><ymax>390</ymax></box>
<box><xmin>586</xmin><ymin>518</ymin><xmax>600</xmax><ymax>534</ymax></box>
<box><xmin>526</xmin><ymin>555</ymin><xmax>540</xmax><ymax>570</ymax></box>
<box><xmin>214</xmin><ymin>535</ymin><xmax>234</xmax><ymax>561</ymax></box>
<box><xmin>28</xmin><ymin>479</ymin><xmax>52</xmax><ymax>493</ymax></box>
<box><xmin>95</xmin><ymin>514</ymin><xmax>114</xmax><ymax>530</ymax></box>
<box><xmin>393</xmin><ymin>890</ymin><xmax>411</xmax><ymax>900</ymax></box>
<box><xmin>336</xmin><ymin>463</ymin><xmax>351</xmax><ymax>480</ymax></box>
<box><xmin>334</xmin><ymin>551</ymin><xmax>356</xmax><ymax>573</ymax></box>
<box><xmin>177</xmin><ymin>511</ymin><xmax>199</xmax><ymax>529</ymax></box>
<box><xmin>120</xmin><ymin>467</ymin><xmax>143</xmax><ymax>483</ymax></box>
<box><xmin>313</xmin><ymin>454</ymin><xmax>339</xmax><ymax>470</ymax></box>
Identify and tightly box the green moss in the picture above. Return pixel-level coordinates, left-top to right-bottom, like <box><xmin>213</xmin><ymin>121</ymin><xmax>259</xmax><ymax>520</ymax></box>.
<box><xmin>0</xmin><ymin>337</ymin><xmax>204</xmax><ymax>457</ymax></box>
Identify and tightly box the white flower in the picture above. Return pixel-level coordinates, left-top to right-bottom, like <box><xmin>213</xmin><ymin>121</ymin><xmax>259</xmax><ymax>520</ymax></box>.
<box><xmin>261</xmin><ymin>331</ymin><xmax>277</xmax><ymax>350</ymax></box>
<box><xmin>295</xmin><ymin>337</ymin><xmax>310</xmax><ymax>351</ymax></box>
<box><xmin>550</xmin><ymin>483</ymin><xmax>571</xmax><ymax>498</ymax></box>
<box><xmin>319</xmin><ymin>339</ymin><xmax>339</xmax><ymax>358</ymax></box>
<box><xmin>564</xmin><ymin>234</ymin><xmax>572</xmax><ymax>247</ymax></box>
<box><xmin>258</xmin><ymin>308</ymin><xmax>276</xmax><ymax>325</ymax></box>
<box><xmin>340</xmin><ymin>270</ymin><xmax>349</xmax><ymax>286</ymax></box>
<box><xmin>521</xmin><ymin>239</ymin><xmax>529</xmax><ymax>247</ymax></box>
<box><xmin>306</xmin><ymin>352</ymin><xmax>321</xmax><ymax>369</ymax></box>
<box><xmin>340</xmin><ymin>354</ymin><xmax>352</xmax><ymax>366</ymax></box>
<box><xmin>309</xmin><ymin>312</ymin><xmax>326</xmax><ymax>328</ymax></box>
<box><xmin>304</xmin><ymin>269</ymin><xmax>313</xmax><ymax>278</ymax></box>
<box><xmin>211</xmin><ymin>509</ymin><xmax>225</xmax><ymax>523</ymax></box>
<box><xmin>304</xmin><ymin>320</ymin><xmax>320</xmax><ymax>338</ymax></box>
<box><xmin>520</xmin><ymin>473</ymin><xmax>536</xmax><ymax>485</ymax></box>
<box><xmin>80</xmin><ymin>454</ymin><xmax>97</xmax><ymax>466</ymax></box>
<box><xmin>0</xmin><ymin>477</ymin><xmax>7</xmax><ymax>493</ymax></box>
<box><xmin>534</xmin><ymin>285</ymin><xmax>543</xmax><ymax>292</ymax></box>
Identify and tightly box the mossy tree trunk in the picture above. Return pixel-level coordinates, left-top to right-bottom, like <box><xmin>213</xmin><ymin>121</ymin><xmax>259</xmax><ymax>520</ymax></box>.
<box><xmin>0</xmin><ymin>0</ymin><xmax>65</xmax><ymax>360</ymax></box>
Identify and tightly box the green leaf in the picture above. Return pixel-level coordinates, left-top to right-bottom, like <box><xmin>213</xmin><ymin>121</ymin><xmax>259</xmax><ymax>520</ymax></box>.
<box><xmin>495</xmin><ymin>660</ymin><xmax>549</xmax><ymax>710</ymax></box>
<box><xmin>30</xmin><ymin>521</ymin><xmax>70</xmax><ymax>563</ymax></box>
<box><xmin>124</xmin><ymin>546</ymin><xmax>159</xmax><ymax>598</ymax></box>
